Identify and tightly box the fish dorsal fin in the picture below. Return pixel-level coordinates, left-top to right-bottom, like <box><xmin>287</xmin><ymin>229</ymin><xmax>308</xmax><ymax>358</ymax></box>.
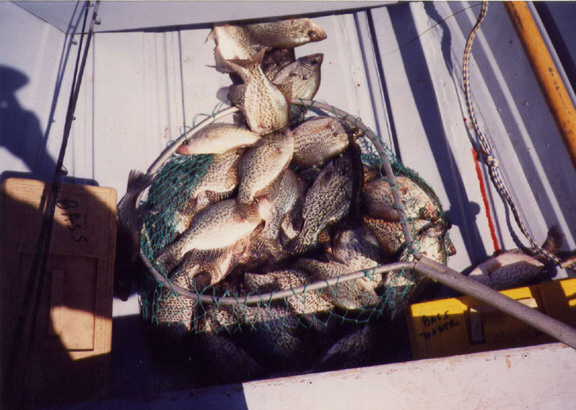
<box><xmin>205</xmin><ymin>29</ymin><xmax>216</xmax><ymax>43</ymax></box>
<box><xmin>253</xmin><ymin>47</ymin><xmax>267</xmax><ymax>65</ymax></box>
<box><xmin>227</xmin><ymin>47</ymin><xmax>268</xmax><ymax>77</ymax></box>
<box><xmin>127</xmin><ymin>169</ymin><xmax>154</xmax><ymax>192</ymax></box>
<box><xmin>226</xmin><ymin>57</ymin><xmax>256</xmax><ymax>80</ymax></box>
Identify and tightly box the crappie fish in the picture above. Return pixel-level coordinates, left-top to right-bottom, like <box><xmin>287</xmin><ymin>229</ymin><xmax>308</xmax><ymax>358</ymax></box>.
<box><xmin>384</xmin><ymin>225</ymin><xmax>454</xmax><ymax>318</ymax></box>
<box><xmin>401</xmin><ymin>224</ymin><xmax>455</xmax><ymax>264</ymax></box>
<box><xmin>236</xmin><ymin>129</ymin><xmax>294</xmax><ymax>210</ymax></box>
<box><xmin>297</xmin><ymin>258</ymin><xmax>381</xmax><ymax>310</ymax></box>
<box><xmin>332</xmin><ymin>227</ymin><xmax>381</xmax><ymax>271</ymax></box>
<box><xmin>114</xmin><ymin>169</ymin><xmax>153</xmax><ymax>301</ymax></box>
<box><xmin>261</xmin><ymin>168</ymin><xmax>305</xmax><ymax>241</ymax></box>
<box><xmin>210</xmin><ymin>25</ymin><xmax>260</xmax><ymax>74</ymax></box>
<box><xmin>176</xmin><ymin>123</ymin><xmax>260</xmax><ymax>155</ymax></box>
<box><xmin>362</xmin><ymin>217</ymin><xmax>432</xmax><ymax>256</ymax></box>
<box><xmin>170</xmin><ymin>238</ymin><xmax>249</xmax><ymax>289</ymax></box>
<box><xmin>362</xmin><ymin>176</ymin><xmax>438</xmax><ymax>222</ymax></box>
<box><xmin>172</xmin><ymin>149</ymin><xmax>243</xmax><ymax>235</ymax></box>
<box><xmin>154</xmin><ymin>269</ymin><xmax>197</xmax><ymax>343</ymax></box>
<box><xmin>468</xmin><ymin>251</ymin><xmax>545</xmax><ymax>290</ymax></box>
<box><xmin>235</xmin><ymin>305</ymin><xmax>315</xmax><ymax>371</ymax></box>
<box><xmin>468</xmin><ymin>225</ymin><xmax>563</xmax><ymax>290</ymax></box>
<box><xmin>238</xmin><ymin>169</ymin><xmax>304</xmax><ymax>269</ymax></box>
<box><xmin>191</xmin><ymin>149</ymin><xmax>242</xmax><ymax>203</ymax></box>
<box><xmin>243</xmin><ymin>269</ymin><xmax>334</xmax><ymax>315</ymax></box>
<box><xmin>315</xmin><ymin>324</ymin><xmax>375</xmax><ymax>372</ymax></box>
<box><xmin>291</xmin><ymin>116</ymin><xmax>349</xmax><ymax>168</ymax></box>
<box><xmin>155</xmin><ymin>198</ymin><xmax>270</xmax><ymax>270</ymax></box>
<box><xmin>227</xmin><ymin>49</ymin><xmax>290</xmax><ymax>135</ymax></box>
<box><xmin>240</xmin><ymin>18</ymin><xmax>327</xmax><ymax>48</ymax></box>
<box><xmin>211</xmin><ymin>18</ymin><xmax>327</xmax><ymax>73</ymax></box>
<box><xmin>196</xmin><ymin>307</ymin><xmax>264</xmax><ymax>383</ymax></box>
<box><xmin>272</xmin><ymin>53</ymin><xmax>323</xmax><ymax>101</ymax></box>
<box><xmin>262</xmin><ymin>48</ymin><xmax>296</xmax><ymax>80</ymax></box>
<box><xmin>287</xmin><ymin>153</ymin><xmax>354</xmax><ymax>255</ymax></box>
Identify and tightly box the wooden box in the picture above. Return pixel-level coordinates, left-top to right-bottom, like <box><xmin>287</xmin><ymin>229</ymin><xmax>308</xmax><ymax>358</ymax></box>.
<box><xmin>0</xmin><ymin>178</ymin><xmax>117</xmax><ymax>407</ymax></box>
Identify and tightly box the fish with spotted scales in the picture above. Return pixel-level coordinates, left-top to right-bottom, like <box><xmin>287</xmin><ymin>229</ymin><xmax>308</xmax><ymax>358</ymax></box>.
<box><xmin>286</xmin><ymin>152</ymin><xmax>355</xmax><ymax>255</ymax></box>
<box><xmin>236</xmin><ymin>128</ymin><xmax>294</xmax><ymax>216</ymax></box>
<box><xmin>210</xmin><ymin>17</ymin><xmax>327</xmax><ymax>73</ymax></box>
<box><xmin>114</xmin><ymin>169</ymin><xmax>154</xmax><ymax>301</ymax></box>
<box><xmin>468</xmin><ymin>225</ymin><xmax>564</xmax><ymax>290</ymax></box>
<box><xmin>243</xmin><ymin>269</ymin><xmax>334</xmax><ymax>315</ymax></box>
<box><xmin>291</xmin><ymin>116</ymin><xmax>349</xmax><ymax>169</ymax></box>
<box><xmin>227</xmin><ymin>49</ymin><xmax>290</xmax><ymax>135</ymax></box>
<box><xmin>172</xmin><ymin>149</ymin><xmax>243</xmax><ymax>235</ymax></box>
<box><xmin>155</xmin><ymin>198</ymin><xmax>271</xmax><ymax>272</ymax></box>
<box><xmin>175</xmin><ymin>123</ymin><xmax>260</xmax><ymax>156</ymax></box>
<box><xmin>362</xmin><ymin>176</ymin><xmax>439</xmax><ymax>222</ymax></box>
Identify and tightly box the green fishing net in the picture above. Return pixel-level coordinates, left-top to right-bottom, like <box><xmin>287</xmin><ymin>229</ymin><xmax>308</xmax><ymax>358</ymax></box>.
<box><xmin>138</xmin><ymin>103</ymin><xmax>452</xmax><ymax>344</ymax></box>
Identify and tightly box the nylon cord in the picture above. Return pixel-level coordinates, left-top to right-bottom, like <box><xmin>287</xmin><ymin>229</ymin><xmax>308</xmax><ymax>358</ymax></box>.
<box><xmin>462</xmin><ymin>1</ymin><xmax>560</xmax><ymax>264</ymax></box>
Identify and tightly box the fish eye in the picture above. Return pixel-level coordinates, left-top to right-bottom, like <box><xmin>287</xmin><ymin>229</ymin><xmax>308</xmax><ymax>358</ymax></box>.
<box><xmin>310</xmin><ymin>59</ymin><xmax>319</xmax><ymax>66</ymax></box>
<box><xmin>307</xmin><ymin>29</ymin><xmax>316</xmax><ymax>38</ymax></box>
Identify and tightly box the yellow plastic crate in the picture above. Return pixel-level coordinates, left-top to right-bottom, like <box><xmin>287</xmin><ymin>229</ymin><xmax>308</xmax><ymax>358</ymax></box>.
<box><xmin>407</xmin><ymin>279</ymin><xmax>576</xmax><ymax>360</ymax></box>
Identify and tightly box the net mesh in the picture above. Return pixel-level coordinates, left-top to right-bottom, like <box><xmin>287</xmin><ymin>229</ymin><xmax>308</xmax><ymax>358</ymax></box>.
<box><xmin>138</xmin><ymin>102</ymin><xmax>452</xmax><ymax>378</ymax></box>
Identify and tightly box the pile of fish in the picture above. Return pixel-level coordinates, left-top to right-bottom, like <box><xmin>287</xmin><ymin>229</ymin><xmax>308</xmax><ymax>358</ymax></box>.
<box><xmin>126</xmin><ymin>16</ymin><xmax>457</xmax><ymax>382</ymax></box>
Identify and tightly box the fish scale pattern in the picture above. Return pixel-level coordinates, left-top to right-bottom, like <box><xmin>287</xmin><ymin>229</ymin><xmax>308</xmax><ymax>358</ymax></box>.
<box><xmin>138</xmin><ymin>108</ymin><xmax>452</xmax><ymax>341</ymax></box>
<box><xmin>135</xmin><ymin>105</ymin><xmax>455</xmax><ymax>383</ymax></box>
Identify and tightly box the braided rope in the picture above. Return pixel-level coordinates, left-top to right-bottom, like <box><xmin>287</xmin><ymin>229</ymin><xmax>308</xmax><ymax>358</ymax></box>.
<box><xmin>463</xmin><ymin>1</ymin><xmax>560</xmax><ymax>264</ymax></box>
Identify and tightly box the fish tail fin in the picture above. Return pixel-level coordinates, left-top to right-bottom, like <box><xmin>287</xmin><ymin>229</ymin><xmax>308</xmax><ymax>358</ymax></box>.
<box><xmin>227</xmin><ymin>47</ymin><xmax>267</xmax><ymax>78</ymax></box>
<box><xmin>226</xmin><ymin>56</ymin><xmax>258</xmax><ymax>69</ymax></box>
<box><xmin>155</xmin><ymin>247</ymin><xmax>179</xmax><ymax>274</ymax></box>
<box><xmin>541</xmin><ymin>225</ymin><xmax>565</xmax><ymax>256</ymax></box>
<box><xmin>127</xmin><ymin>169</ymin><xmax>154</xmax><ymax>193</ymax></box>
<box><xmin>226</xmin><ymin>58</ymin><xmax>253</xmax><ymax>79</ymax></box>
<box><xmin>253</xmin><ymin>47</ymin><xmax>267</xmax><ymax>65</ymax></box>
<box><xmin>285</xmin><ymin>235</ymin><xmax>309</xmax><ymax>256</ymax></box>
<box><xmin>205</xmin><ymin>29</ymin><xmax>216</xmax><ymax>43</ymax></box>
<box><xmin>235</xmin><ymin>201</ymin><xmax>254</xmax><ymax>221</ymax></box>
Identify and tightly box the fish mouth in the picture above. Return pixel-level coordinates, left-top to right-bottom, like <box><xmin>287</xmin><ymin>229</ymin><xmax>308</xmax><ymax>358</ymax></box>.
<box><xmin>305</xmin><ymin>53</ymin><xmax>324</xmax><ymax>66</ymax></box>
<box><xmin>176</xmin><ymin>143</ymin><xmax>190</xmax><ymax>155</ymax></box>
<box><xmin>308</xmin><ymin>26</ymin><xmax>327</xmax><ymax>42</ymax></box>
